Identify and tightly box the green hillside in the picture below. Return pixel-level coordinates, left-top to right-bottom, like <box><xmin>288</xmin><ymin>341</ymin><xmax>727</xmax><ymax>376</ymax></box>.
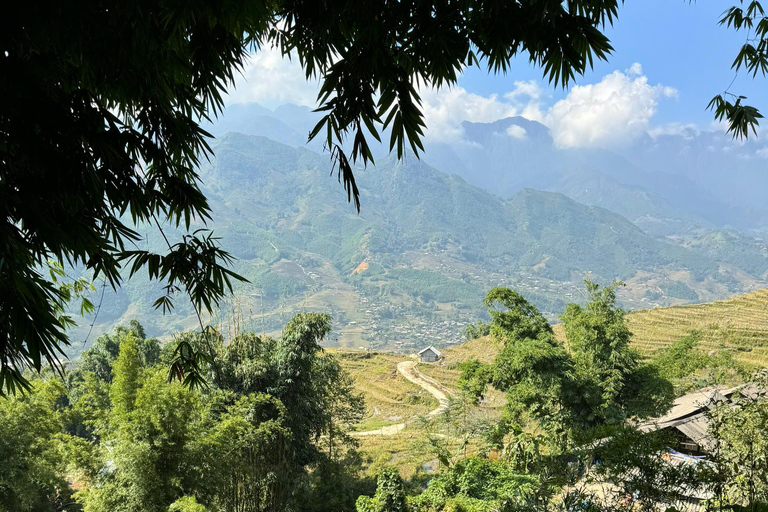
<box><xmin>70</xmin><ymin>133</ymin><xmax>768</xmax><ymax>351</ymax></box>
<box><xmin>627</xmin><ymin>287</ymin><xmax>768</xmax><ymax>367</ymax></box>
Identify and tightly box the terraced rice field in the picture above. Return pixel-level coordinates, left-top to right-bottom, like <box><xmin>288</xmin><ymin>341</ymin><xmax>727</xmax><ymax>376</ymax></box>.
<box><xmin>331</xmin><ymin>344</ymin><xmax>505</xmax><ymax>477</ymax></box>
<box><xmin>328</xmin><ymin>350</ymin><xmax>438</xmax><ymax>431</ymax></box>
<box><xmin>625</xmin><ymin>287</ymin><xmax>768</xmax><ymax>367</ymax></box>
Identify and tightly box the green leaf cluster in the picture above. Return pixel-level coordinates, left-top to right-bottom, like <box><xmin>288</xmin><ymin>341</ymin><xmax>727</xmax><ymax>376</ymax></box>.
<box><xmin>2</xmin><ymin>0</ymin><xmax>623</xmax><ymax>393</ymax></box>
<box><xmin>461</xmin><ymin>283</ymin><xmax>674</xmax><ymax>448</ymax></box>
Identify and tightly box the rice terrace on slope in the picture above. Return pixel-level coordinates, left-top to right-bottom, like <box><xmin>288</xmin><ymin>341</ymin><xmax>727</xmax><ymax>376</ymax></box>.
<box><xmin>330</xmin><ymin>289</ymin><xmax>768</xmax><ymax>478</ymax></box>
<box><xmin>340</xmin><ymin>286</ymin><xmax>768</xmax><ymax>444</ymax></box>
<box><xmin>625</xmin><ymin>287</ymin><xmax>768</xmax><ymax>367</ymax></box>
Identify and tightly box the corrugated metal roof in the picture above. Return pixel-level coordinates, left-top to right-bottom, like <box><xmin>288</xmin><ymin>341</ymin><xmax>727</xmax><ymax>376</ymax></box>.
<box><xmin>675</xmin><ymin>416</ymin><xmax>715</xmax><ymax>452</ymax></box>
<box><xmin>639</xmin><ymin>387</ymin><xmax>730</xmax><ymax>433</ymax></box>
<box><xmin>638</xmin><ymin>383</ymin><xmax>768</xmax><ymax>454</ymax></box>
<box><xmin>418</xmin><ymin>345</ymin><xmax>441</xmax><ymax>356</ymax></box>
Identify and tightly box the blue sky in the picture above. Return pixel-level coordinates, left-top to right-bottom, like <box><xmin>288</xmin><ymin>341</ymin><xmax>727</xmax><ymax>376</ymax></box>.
<box><xmin>458</xmin><ymin>0</ymin><xmax>764</xmax><ymax>127</ymax></box>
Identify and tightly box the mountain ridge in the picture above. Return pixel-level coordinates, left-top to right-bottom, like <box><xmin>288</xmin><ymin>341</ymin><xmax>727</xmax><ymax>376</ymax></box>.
<box><xmin>67</xmin><ymin>131</ymin><xmax>768</xmax><ymax>353</ymax></box>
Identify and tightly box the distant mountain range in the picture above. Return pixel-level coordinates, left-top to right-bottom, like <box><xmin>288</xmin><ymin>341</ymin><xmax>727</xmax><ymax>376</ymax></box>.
<box><xmin>67</xmin><ymin>107</ymin><xmax>768</xmax><ymax>353</ymax></box>
<box><xmin>206</xmin><ymin>103</ymin><xmax>768</xmax><ymax>235</ymax></box>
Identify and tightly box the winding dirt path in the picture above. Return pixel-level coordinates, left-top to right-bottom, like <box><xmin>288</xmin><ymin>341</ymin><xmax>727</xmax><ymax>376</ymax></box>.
<box><xmin>354</xmin><ymin>360</ymin><xmax>452</xmax><ymax>437</ymax></box>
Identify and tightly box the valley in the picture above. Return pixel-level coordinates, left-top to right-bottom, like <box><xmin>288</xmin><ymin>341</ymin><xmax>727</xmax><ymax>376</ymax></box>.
<box><xmin>67</xmin><ymin>123</ymin><xmax>768</xmax><ymax>355</ymax></box>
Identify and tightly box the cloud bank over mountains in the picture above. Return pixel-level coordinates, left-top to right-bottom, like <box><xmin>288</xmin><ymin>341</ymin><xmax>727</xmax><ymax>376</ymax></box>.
<box><xmin>545</xmin><ymin>64</ymin><xmax>678</xmax><ymax>148</ymax></box>
<box><xmin>218</xmin><ymin>49</ymin><xmax>768</xmax><ymax>235</ymax></box>
<box><xmin>227</xmin><ymin>49</ymin><xmax>695</xmax><ymax>150</ymax></box>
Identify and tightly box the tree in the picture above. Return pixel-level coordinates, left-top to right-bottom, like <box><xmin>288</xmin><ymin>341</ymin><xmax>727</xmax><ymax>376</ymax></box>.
<box><xmin>203</xmin><ymin>313</ymin><xmax>364</xmax><ymax>507</ymax></box>
<box><xmin>464</xmin><ymin>320</ymin><xmax>490</xmax><ymax>341</ymax></box>
<box><xmin>2</xmin><ymin>0</ymin><xmax>623</xmax><ymax>393</ymax></box>
<box><xmin>562</xmin><ymin>281</ymin><xmax>640</xmax><ymax>425</ymax></box>
<box><xmin>73</xmin><ymin>321</ymin><xmax>158</xmax><ymax>384</ymax></box>
<box><xmin>407</xmin><ymin>457</ymin><xmax>539</xmax><ymax>512</ymax></box>
<box><xmin>710</xmin><ymin>1</ymin><xmax>768</xmax><ymax>139</ymax></box>
<box><xmin>461</xmin><ymin>287</ymin><xmax>578</xmax><ymax>446</ymax></box>
<box><xmin>110</xmin><ymin>336</ymin><xmax>142</xmax><ymax>419</ymax></box>
<box><xmin>270</xmin><ymin>313</ymin><xmax>348</xmax><ymax>466</ymax></box>
<box><xmin>356</xmin><ymin>468</ymin><xmax>409</xmax><ymax>512</ymax></box>
<box><xmin>706</xmin><ymin>380</ymin><xmax>768</xmax><ymax>508</ymax></box>
<box><xmin>461</xmin><ymin>284</ymin><xmax>673</xmax><ymax>450</ymax></box>
<box><xmin>650</xmin><ymin>330</ymin><xmax>748</xmax><ymax>395</ymax></box>
<box><xmin>169</xmin><ymin>497</ymin><xmax>207</xmax><ymax>512</ymax></box>
<box><xmin>80</xmin><ymin>370</ymin><xmax>203</xmax><ymax>512</ymax></box>
<box><xmin>586</xmin><ymin>426</ymin><xmax>699</xmax><ymax>511</ymax></box>
<box><xmin>561</xmin><ymin>281</ymin><xmax>672</xmax><ymax>426</ymax></box>
<box><xmin>197</xmin><ymin>393</ymin><xmax>293</xmax><ymax>512</ymax></box>
<box><xmin>0</xmin><ymin>378</ymin><xmax>73</xmax><ymax>512</ymax></box>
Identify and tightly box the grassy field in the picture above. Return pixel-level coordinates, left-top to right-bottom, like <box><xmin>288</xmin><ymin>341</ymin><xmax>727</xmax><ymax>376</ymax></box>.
<box><xmin>329</xmin><ymin>350</ymin><xmax>438</xmax><ymax>431</ymax></box>
<box><xmin>551</xmin><ymin>288</ymin><xmax>768</xmax><ymax>367</ymax></box>
<box><xmin>331</xmin><ymin>343</ymin><xmax>505</xmax><ymax>477</ymax></box>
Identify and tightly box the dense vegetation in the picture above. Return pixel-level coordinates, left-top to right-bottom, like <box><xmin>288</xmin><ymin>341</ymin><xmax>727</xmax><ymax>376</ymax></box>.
<box><xmin>1</xmin><ymin>314</ymin><xmax>368</xmax><ymax>512</ymax></box>
<box><xmin>5</xmin><ymin>284</ymin><xmax>768</xmax><ymax>512</ymax></box>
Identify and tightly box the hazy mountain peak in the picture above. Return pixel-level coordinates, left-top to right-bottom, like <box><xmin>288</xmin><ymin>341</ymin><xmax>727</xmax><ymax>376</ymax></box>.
<box><xmin>460</xmin><ymin>116</ymin><xmax>552</xmax><ymax>144</ymax></box>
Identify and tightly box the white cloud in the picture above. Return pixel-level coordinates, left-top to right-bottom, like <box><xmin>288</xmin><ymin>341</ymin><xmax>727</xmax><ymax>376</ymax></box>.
<box><xmin>419</xmin><ymin>88</ymin><xmax>519</xmax><ymax>142</ymax></box>
<box><xmin>628</xmin><ymin>62</ymin><xmax>644</xmax><ymax>76</ymax></box>
<box><xmin>504</xmin><ymin>80</ymin><xmax>543</xmax><ymax>101</ymax></box>
<box><xmin>226</xmin><ymin>47</ymin><xmax>320</xmax><ymax>108</ymax></box>
<box><xmin>545</xmin><ymin>64</ymin><xmax>677</xmax><ymax>148</ymax></box>
<box><xmin>505</xmin><ymin>125</ymin><xmax>528</xmax><ymax>140</ymax></box>
<box><xmin>226</xmin><ymin>52</ymin><xmax>680</xmax><ymax>150</ymax></box>
<box><xmin>420</xmin><ymin>81</ymin><xmax>547</xmax><ymax>143</ymax></box>
<box><xmin>419</xmin><ymin>64</ymin><xmax>677</xmax><ymax>147</ymax></box>
<box><xmin>647</xmin><ymin>122</ymin><xmax>700</xmax><ymax>139</ymax></box>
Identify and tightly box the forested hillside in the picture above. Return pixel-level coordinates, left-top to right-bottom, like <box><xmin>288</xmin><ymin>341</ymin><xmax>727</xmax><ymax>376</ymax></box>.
<box><xmin>70</xmin><ymin>133</ymin><xmax>768</xmax><ymax>352</ymax></box>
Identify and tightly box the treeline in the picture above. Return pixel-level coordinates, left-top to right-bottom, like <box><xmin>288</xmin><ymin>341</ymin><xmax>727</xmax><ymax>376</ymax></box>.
<box><xmin>2</xmin><ymin>285</ymin><xmax>766</xmax><ymax>512</ymax></box>
<box><xmin>1</xmin><ymin>315</ymin><xmax>369</xmax><ymax>512</ymax></box>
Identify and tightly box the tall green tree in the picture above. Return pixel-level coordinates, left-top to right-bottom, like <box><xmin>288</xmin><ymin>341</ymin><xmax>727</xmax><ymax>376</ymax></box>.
<box><xmin>110</xmin><ymin>336</ymin><xmax>142</xmax><ymax>419</ymax></box>
<box><xmin>180</xmin><ymin>313</ymin><xmax>365</xmax><ymax>509</ymax></box>
<box><xmin>197</xmin><ymin>393</ymin><xmax>293</xmax><ymax>512</ymax></box>
<box><xmin>74</xmin><ymin>321</ymin><xmax>158</xmax><ymax>385</ymax></box>
<box><xmin>561</xmin><ymin>281</ymin><xmax>640</xmax><ymax>424</ymax></box>
<box><xmin>0</xmin><ymin>379</ymin><xmax>73</xmax><ymax>512</ymax></box>
<box><xmin>462</xmin><ymin>284</ymin><xmax>672</xmax><ymax>449</ymax></box>
<box><xmin>80</xmin><ymin>370</ymin><xmax>203</xmax><ymax>512</ymax></box>
<box><xmin>1</xmin><ymin>0</ymin><xmax>626</xmax><ymax>393</ymax></box>
<box><xmin>562</xmin><ymin>281</ymin><xmax>672</xmax><ymax>426</ymax></box>
<box><xmin>461</xmin><ymin>287</ymin><xmax>578</xmax><ymax>446</ymax></box>
<box><xmin>214</xmin><ymin>313</ymin><xmax>364</xmax><ymax>469</ymax></box>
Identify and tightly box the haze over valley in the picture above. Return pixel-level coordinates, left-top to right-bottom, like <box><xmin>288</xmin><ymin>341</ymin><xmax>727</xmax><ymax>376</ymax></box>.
<box><xmin>70</xmin><ymin>103</ymin><xmax>768</xmax><ymax>353</ymax></box>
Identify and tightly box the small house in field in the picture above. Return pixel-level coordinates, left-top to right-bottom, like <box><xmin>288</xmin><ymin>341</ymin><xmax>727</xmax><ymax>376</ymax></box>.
<box><xmin>418</xmin><ymin>346</ymin><xmax>441</xmax><ymax>363</ymax></box>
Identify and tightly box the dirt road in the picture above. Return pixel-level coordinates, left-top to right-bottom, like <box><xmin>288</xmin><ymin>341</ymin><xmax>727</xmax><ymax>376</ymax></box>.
<box><xmin>354</xmin><ymin>360</ymin><xmax>452</xmax><ymax>436</ymax></box>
